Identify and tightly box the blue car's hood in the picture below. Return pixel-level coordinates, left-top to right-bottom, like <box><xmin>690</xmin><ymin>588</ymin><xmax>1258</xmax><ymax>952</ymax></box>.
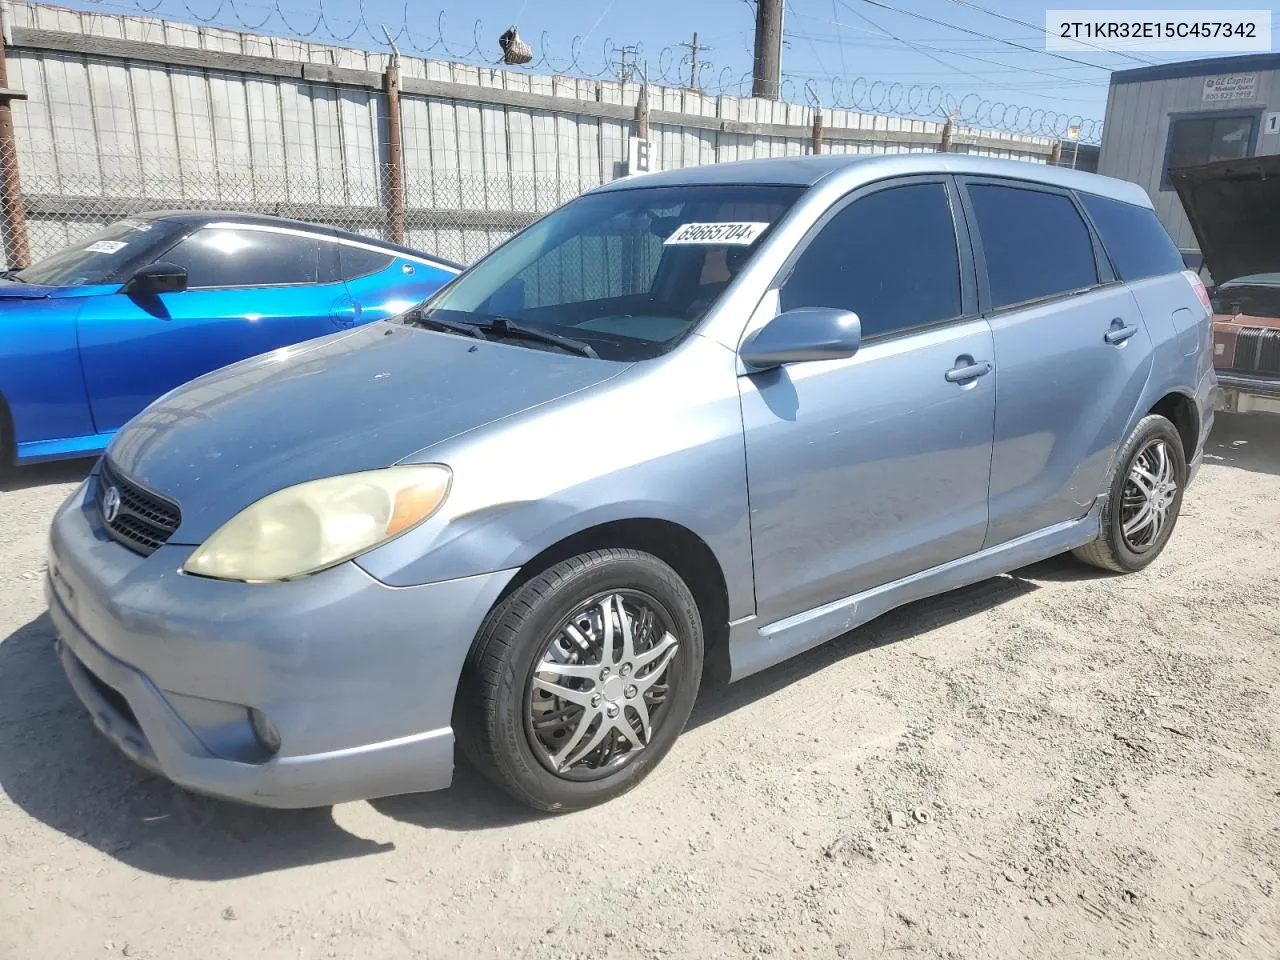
<box><xmin>107</xmin><ymin>321</ymin><xmax>628</xmax><ymax>542</ymax></box>
<box><xmin>0</xmin><ymin>279</ymin><xmax>115</xmax><ymax>300</ymax></box>
<box><xmin>0</xmin><ymin>279</ymin><xmax>61</xmax><ymax>299</ymax></box>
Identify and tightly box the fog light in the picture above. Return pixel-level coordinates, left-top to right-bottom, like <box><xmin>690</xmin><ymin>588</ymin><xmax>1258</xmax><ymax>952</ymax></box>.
<box><xmin>248</xmin><ymin>707</ymin><xmax>281</xmax><ymax>755</ymax></box>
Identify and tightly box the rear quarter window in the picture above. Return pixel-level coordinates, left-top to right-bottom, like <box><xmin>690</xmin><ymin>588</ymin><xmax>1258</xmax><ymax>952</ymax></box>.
<box><xmin>1077</xmin><ymin>192</ymin><xmax>1184</xmax><ymax>282</ymax></box>
<box><xmin>339</xmin><ymin>244</ymin><xmax>396</xmax><ymax>281</ymax></box>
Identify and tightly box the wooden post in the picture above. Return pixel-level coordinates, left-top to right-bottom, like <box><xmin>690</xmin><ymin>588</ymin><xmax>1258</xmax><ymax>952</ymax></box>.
<box><xmin>812</xmin><ymin>107</ymin><xmax>823</xmax><ymax>155</ymax></box>
<box><xmin>381</xmin><ymin>27</ymin><xmax>406</xmax><ymax>244</ymax></box>
<box><xmin>635</xmin><ymin>63</ymin><xmax>650</xmax><ymax>140</ymax></box>
<box><xmin>937</xmin><ymin>114</ymin><xmax>954</xmax><ymax>153</ymax></box>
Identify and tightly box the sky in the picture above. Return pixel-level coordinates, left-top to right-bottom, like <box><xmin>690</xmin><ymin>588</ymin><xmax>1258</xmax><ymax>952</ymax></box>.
<box><xmin>59</xmin><ymin>0</ymin><xmax>1280</xmax><ymax>137</ymax></box>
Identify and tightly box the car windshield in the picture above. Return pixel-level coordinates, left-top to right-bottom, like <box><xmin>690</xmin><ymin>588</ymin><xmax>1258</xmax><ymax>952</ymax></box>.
<box><xmin>418</xmin><ymin>184</ymin><xmax>804</xmax><ymax>361</ymax></box>
<box><xmin>13</xmin><ymin>218</ymin><xmax>184</xmax><ymax>286</ymax></box>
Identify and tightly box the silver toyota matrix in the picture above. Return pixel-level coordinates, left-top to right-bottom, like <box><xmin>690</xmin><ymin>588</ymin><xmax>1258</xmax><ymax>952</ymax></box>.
<box><xmin>46</xmin><ymin>155</ymin><xmax>1216</xmax><ymax>811</ymax></box>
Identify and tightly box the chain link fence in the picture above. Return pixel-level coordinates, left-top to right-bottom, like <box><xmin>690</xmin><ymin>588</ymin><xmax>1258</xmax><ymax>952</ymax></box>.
<box><xmin>0</xmin><ymin>139</ymin><xmax>612</xmax><ymax>271</ymax></box>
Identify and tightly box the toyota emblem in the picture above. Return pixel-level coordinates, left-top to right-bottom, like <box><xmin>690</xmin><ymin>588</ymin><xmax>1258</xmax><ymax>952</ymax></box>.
<box><xmin>102</xmin><ymin>486</ymin><xmax>122</xmax><ymax>524</ymax></box>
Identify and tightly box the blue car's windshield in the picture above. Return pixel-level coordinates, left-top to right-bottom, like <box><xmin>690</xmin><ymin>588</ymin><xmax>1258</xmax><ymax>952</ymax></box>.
<box><xmin>14</xmin><ymin>218</ymin><xmax>185</xmax><ymax>287</ymax></box>
<box><xmin>418</xmin><ymin>184</ymin><xmax>804</xmax><ymax>361</ymax></box>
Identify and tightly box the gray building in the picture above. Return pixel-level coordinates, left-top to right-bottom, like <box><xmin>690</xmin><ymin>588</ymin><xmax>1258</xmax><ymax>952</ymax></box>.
<box><xmin>1098</xmin><ymin>52</ymin><xmax>1280</xmax><ymax>253</ymax></box>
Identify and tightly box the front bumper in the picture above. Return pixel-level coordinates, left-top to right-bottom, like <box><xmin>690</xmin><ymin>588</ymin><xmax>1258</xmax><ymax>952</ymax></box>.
<box><xmin>46</xmin><ymin>477</ymin><xmax>516</xmax><ymax>809</ymax></box>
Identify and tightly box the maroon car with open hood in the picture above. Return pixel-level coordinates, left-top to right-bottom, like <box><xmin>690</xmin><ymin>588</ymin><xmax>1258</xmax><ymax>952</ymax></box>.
<box><xmin>1171</xmin><ymin>155</ymin><xmax>1280</xmax><ymax>415</ymax></box>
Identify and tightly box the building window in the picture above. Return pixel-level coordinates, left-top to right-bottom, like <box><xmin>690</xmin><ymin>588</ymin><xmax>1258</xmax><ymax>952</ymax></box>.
<box><xmin>1162</xmin><ymin>113</ymin><xmax>1256</xmax><ymax>188</ymax></box>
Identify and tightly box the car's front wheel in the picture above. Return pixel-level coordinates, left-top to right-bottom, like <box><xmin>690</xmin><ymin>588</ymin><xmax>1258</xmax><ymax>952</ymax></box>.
<box><xmin>1072</xmin><ymin>413</ymin><xmax>1187</xmax><ymax>573</ymax></box>
<box><xmin>456</xmin><ymin>548</ymin><xmax>704</xmax><ymax>812</ymax></box>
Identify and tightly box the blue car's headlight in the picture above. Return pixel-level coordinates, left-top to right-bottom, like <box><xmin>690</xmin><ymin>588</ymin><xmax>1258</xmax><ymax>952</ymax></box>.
<box><xmin>183</xmin><ymin>465</ymin><xmax>451</xmax><ymax>583</ymax></box>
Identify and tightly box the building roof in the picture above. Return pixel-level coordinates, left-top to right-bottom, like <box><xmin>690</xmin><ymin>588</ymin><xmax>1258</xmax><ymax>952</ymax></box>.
<box><xmin>593</xmin><ymin>153</ymin><xmax>1151</xmax><ymax>207</ymax></box>
<box><xmin>1111</xmin><ymin>52</ymin><xmax>1280</xmax><ymax>86</ymax></box>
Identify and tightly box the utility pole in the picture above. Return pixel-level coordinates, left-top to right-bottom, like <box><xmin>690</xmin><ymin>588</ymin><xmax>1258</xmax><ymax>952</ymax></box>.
<box><xmin>751</xmin><ymin>0</ymin><xmax>783</xmax><ymax>99</ymax></box>
<box><xmin>679</xmin><ymin>32</ymin><xmax>709</xmax><ymax>90</ymax></box>
<box><xmin>615</xmin><ymin>44</ymin><xmax>639</xmax><ymax>83</ymax></box>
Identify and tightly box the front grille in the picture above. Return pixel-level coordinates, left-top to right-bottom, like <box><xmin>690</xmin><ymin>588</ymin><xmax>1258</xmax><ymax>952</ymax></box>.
<box><xmin>1232</xmin><ymin>327</ymin><xmax>1280</xmax><ymax>376</ymax></box>
<box><xmin>97</xmin><ymin>459</ymin><xmax>182</xmax><ymax>556</ymax></box>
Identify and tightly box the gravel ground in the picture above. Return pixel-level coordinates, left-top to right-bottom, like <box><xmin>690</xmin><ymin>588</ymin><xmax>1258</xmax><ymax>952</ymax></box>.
<box><xmin>1</xmin><ymin>412</ymin><xmax>1278</xmax><ymax>960</ymax></box>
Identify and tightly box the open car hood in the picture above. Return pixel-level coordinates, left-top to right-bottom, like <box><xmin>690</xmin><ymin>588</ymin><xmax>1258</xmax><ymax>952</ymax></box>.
<box><xmin>1170</xmin><ymin>155</ymin><xmax>1280</xmax><ymax>287</ymax></box>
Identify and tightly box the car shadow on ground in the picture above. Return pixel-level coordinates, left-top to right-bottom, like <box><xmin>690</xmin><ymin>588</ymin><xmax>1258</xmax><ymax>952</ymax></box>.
<box><xmin>0</xmin><ymin>458</ymin><xmax>96</xmax><ymax>493</ymax></box>
<box><xmin>1202</xmin><ymin>411</ymin><xmax>1280</xmax><ymax>477</ymax></box>
<box><xmin>0</xmin><ymin>613</ymin><xmax>393</xmax><ymax>881</ymax></box>
<box><xmin>0</xmin><ymin>571</ymin><xmax>1044</xmax><ymax>881</ymax></box>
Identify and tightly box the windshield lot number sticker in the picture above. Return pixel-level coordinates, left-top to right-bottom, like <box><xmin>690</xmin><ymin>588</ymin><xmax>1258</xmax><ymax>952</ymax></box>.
<box><xmin>665</xmin><ymin>222</ymin><xmax>770</xmax><ymax>245</ymax></box>
<box><xmin>84</xmin><ymin>240</ymin><xmax>128</xmax><ymax>254</ymax></box>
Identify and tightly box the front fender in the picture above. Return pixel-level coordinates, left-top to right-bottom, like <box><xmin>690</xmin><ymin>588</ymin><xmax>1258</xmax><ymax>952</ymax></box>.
<box><xmin>354</xmin><ymin>335</ymin><xmax>757</xmax><ymax>620</ymax></box>
<box><xmin>0</xmin><ymin>296</ymin><xmax>96</xmax><ymax>453</ymax></box>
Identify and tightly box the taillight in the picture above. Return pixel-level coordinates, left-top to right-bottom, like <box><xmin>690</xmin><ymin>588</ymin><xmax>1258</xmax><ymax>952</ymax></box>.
<box><xmin>1184</xmin><ymin>269</ymin><xmax>1213</xmax><ymax>314</ymax></box>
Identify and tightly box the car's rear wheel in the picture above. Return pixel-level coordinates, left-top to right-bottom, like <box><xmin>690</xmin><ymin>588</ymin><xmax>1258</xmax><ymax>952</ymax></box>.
<box><xmin>456</xmin><ymin>548</ymin><xmax>703</xmax><ymax>812</ymax></box>
<box><xmin>1072</xmin><ymin>414</ymin><xmax>1187</xmax><ymax>573</ymax></box>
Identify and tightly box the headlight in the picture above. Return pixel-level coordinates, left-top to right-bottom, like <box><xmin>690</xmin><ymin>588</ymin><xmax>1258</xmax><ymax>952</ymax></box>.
<box><xmin>183</xmin><ymin>465</ymin><xmax>451</xmax><ymax>582</ymax></box>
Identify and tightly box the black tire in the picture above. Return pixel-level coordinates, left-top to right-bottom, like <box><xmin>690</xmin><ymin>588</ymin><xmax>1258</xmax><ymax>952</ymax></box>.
<box><xmin>1072</xmin><ymin>414</ymin><xmax>1187</xmax><ymax>573</ymax></box>
<box><xmin>455</xmin><ymin>548</ymin><xmax>704</xmax><ymax>812</ymax></box>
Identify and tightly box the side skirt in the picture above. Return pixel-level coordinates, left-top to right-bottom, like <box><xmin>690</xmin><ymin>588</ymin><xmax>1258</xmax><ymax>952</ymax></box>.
<box><xmin>726</xmin><ymin>498</ymin><xmax>1104</xmax><ymax>682</ymax></box>
<box><xmin>16</xmin><ymin>431</ymin><xmax>113</xmax><ymax>464</ymax></box>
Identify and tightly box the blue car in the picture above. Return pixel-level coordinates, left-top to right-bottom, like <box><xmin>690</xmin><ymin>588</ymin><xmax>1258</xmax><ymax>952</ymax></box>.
<box><xmin>0</xmin><ymin>213</ymin><xmax>460</xmax><ymax>464</ymax></box>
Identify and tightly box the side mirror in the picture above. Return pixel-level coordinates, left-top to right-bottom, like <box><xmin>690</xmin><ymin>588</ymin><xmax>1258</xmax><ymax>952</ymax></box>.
<box><xmin>739</xmin><ymin>306</ymin><xmax>862</xmax><ymax>370</ymax></box>
<box><xmin>125</xmin><ymin>261</ymin><xmax>188</xmax><ymax>296</ymax></box>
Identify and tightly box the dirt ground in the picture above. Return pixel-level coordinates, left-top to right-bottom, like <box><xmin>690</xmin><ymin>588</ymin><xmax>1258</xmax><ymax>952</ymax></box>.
<box><xmin>1</xmin><ymin>412</ymin><xmax>1278</xmax><ymax>960</ymax></box>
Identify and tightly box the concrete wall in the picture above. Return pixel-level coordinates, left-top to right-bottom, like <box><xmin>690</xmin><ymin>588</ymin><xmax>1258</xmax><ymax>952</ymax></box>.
<box><xmin>1098</xmin><ymin>55</ymin><xmax>1280</xmax><ymax>251</ymax></box>
<box><xmin>1</xmin><ymin>1</ymin><xmax>1055</xmax><ymax>268</ymax></box>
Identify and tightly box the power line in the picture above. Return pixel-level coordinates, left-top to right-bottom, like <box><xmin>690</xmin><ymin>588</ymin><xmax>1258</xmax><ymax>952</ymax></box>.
<box><xmin>837</xmin><ymin>0</ymin><xmax>1118</xmax><ymax>72</ymax></box>
<box><xmin>786</xmin><ymin>0</ymin><xmax>832</xmax><ymax>77</ymax></box>
<box><xmin>789</xmin><ymin>28</ymin><xmax>1108</xmax><ymax>83</ymax></box>
<box><xmin>826</xmin><ymin>2</ymin><xmax>1106</xmax><ymax>107</ymax></box>
<box><xmin>837</xmin><ymin>0</ymin><xmax>1040</xmax><ymax>105</ymax></box>
<box><xmin>935</xmin><ymin>0</ymin><xmax>1159</xmax><ymax>66</ymax></box>
<box><xmin>830</xmin><ymin>0</ymin><xmax>852</xmax><ymax>81</ymax></box>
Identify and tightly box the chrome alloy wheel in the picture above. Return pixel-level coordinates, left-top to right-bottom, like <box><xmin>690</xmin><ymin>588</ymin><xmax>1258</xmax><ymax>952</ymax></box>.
<box><xmin>1120</xmin><ymin>438</ymin><xmax>1177</xmax><ymax>552</ymax></box>
<box><xmin>525</xmin><ymin>591</ymin><xmax>680</xmax><ymax>781</ymax></box>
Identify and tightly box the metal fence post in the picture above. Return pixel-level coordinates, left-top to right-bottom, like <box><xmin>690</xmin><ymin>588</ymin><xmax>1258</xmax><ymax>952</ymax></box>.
<box><xmin>0</xmin><ymin>2</ymin><xmax>31</xmax><ymax>270</ymax></box>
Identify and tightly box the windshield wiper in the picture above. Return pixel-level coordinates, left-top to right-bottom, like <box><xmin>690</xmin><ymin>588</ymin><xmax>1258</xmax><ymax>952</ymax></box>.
<box><xmin>403</xmin><ymin>311</ymin><xmax>490</xmax><ymax>341</ymax></box>
<box><xmin>483</xmin><ymin>316</ymin><xmax>599</xmax><ymax>359</ymax></box>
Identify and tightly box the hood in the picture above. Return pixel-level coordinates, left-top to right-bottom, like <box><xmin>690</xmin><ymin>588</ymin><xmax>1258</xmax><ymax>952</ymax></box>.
<box><xmin>108</xmin><ymin>322</ymin><xmax>628</xmax><ymax>542</ymax></box>
<box><xmin>1170</xmin><ymin>155</ymin><xmax>1280</xmax><ymax>287</ymax></box>
<box><xmin>0</xmin><ymin>279</ymin><xmax>59</xmax><ymax>300</ymax></box>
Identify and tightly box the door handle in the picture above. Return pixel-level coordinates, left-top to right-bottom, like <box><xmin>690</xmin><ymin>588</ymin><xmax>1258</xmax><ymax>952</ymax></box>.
<box><xmin>1104</xmin><ymin>319</ymin><xmax>1139</xmax><ymax>345</ymax></box>
<box><xmin>945</xmin><ymin>359</ymin><xmax>992</xmax><ymax>383</ymax></box>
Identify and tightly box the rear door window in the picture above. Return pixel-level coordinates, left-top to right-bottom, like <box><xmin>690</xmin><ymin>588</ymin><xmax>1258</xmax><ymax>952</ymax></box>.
<box><xmin>1077</xmin><ymin>192</ymin><xmax>1185</xmax><ymax>282</ymax></box>
<box><xmin>163</xmin><ymin>227</ymin><xmax>322</xmax><ymax>288</ymax></box>
<box><xmin>966</xmin><ymin>183</ymin><xmax>1098</xmax><ymax>310</ymax></box>
<box><xmin>780</xmin><ymin>182</ymin><xmax>963</xmax><ymax>339</ymax></box>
